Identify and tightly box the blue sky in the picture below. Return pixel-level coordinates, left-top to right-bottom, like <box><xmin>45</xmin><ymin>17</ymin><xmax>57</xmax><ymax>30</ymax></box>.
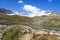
<box><xmin>0</xmin><ymin>0</ymin><xmax>60</xmax><ymax>16</ymax></box>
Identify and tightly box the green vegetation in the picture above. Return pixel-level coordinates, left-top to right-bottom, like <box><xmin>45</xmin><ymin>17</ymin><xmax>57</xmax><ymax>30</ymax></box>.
<box><xmin>0</xmin><ymin>14</ymin><xmax>32</xmax><ymax>25</ymax></box>
<box><xmin>0</xmin><ymin>8</ymin><xmax>60</xmax><ymax>40</ymax></box>
<box><xmin>0</xmin><ymin>14</ymin><xmax>60</xmax><ymax>30</ymax></box>
<box><xmin>1</xmin><ymin>14</ymin><xmax>60</xmax><ymax>40</ymax></box>
<box><xmin>2</xmin><ymin>25</ymin><xmax>23</xmax><ymax>40</ymax></box>
<box><xmin>32</xmin><ymin>16</ymin><xmax>60</xmax><ymax>30</ymax></box>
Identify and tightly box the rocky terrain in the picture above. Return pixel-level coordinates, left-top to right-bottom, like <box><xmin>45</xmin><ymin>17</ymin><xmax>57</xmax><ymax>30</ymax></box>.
<box><xmin>0</xmin><ymin>8</ymin><xmax>60</xmax><ymax>40</ymax></box>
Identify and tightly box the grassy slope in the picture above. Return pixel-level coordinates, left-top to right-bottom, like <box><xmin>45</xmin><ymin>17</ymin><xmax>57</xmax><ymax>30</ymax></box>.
<box><xmin>0</xmin><ymin>14</ymin><xmax>60</xmax><ymax>30</ymax></box>
<box><xmin>32</xmin><ymin>16</ymin><xmax>60</xmax><ymax>30</ymax></box>
<box><xmin>0</xmin><ymin>14</ymin><xmax>32</xmax><ymax>25</ymax></box>
<box><xmin>2</xmin><ymin>25</ymin><xmax>23</xmax><ymax>40</ymax></box>
<box><xmin>1</xmin><ymin>14</ymin><xmax>60</xmax><ymax>40</ymax></box>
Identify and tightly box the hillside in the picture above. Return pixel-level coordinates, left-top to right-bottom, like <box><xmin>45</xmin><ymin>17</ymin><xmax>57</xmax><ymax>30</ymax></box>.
<box><xmin>0</xmin><ymin>9</ymin><xmax>60</xmax><ymax>40</ymax></box>
<box><xmin>0</xmin><ymin>14</ymin><xmax>32</xmax><ymax>25</ymax></box>
<box><xmin>31</xmin><ymin>16</ymin><xmax>60</xmax><ymax>30</ymax></box>
<box><xmin>0</xmin><ymin>13</ymin><xmax>60</xmax><ymax>30</ymax></box>
<box><xmin>0</xmin><ymin>8</ymin><xmax>60</xmax><ymax>27</ymax></box>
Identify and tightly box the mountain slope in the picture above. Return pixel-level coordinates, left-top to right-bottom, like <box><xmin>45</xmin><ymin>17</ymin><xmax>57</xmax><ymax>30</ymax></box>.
<box><xmin>0</xmin><ymin>14</ymin><xmax>32</xmax><ymax>25</ymax></box>
<box><xmin>31</xmin><ymin>16</ymin><xmax>60</xmax><ymax>30</ymax></box>
<box><xmin>0</xmin><ymin>8</ymin><xmax>60</xmax><ymax>30</ymax></box>
<box><xmin>0</xmin><ymin>8</ymin><xmax>14</xmax><ymax>14</ymax></box>
<box><xmin>0</xmin><ymin>13</ymin><xmax>60</xmax><ymax>30</ymax></box>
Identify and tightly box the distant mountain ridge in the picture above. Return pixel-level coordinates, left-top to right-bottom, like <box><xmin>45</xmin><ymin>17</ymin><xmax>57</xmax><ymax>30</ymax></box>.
<box><xmin>0</xmin><ymin>8</ymin><xmax>60</xmax><ymax>17</ymax></box>
<box><xmin>0</xmin><ymin>8</ymin><xmax>14</xmax><ymax>14</ymax></box>
<box><xmin>44</xmin><ymin>11</ymin><xmax>60</xmax><ymax>16</ymax></box>
<box><xmin>0</xmin><ymin>8</ymin><xmax>60</xmax><ymax>30</ymax></box>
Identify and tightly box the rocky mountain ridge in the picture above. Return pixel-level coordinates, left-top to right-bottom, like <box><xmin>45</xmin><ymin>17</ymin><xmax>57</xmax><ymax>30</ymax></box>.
<box><xmin>0</xmin><ymin>8</ymin><xmax>14</xmax><ymax>14</ymax></box>
<box><xmin>0</xmin><ymin>8</ymin><xmax>60</xmax><ymax>30</ymax></box>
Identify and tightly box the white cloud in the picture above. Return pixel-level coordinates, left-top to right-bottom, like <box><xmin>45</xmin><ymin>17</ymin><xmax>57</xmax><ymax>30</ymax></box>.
<box><xmin>48</xmin><ymin>0</ymin><xmax>53</xmax><ymax>2</ymax></box>
<box><xmin>18</xmin><ymin>0</ymin><xmax>23</xmax><ymax>3</ymax></box>
<box><xmin>23</xmin><ymin>5</ymin><xmax>40</xmax><ymax>13</ymax></box>
<box><xmin>23</xmin><ymin>5</ymin><xmax>47</xmax><ymax>17</ymax></box>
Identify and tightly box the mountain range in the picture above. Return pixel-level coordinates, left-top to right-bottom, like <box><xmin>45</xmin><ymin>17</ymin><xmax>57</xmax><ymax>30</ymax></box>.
<box><xmin>0</xmin><ymin>8</ymin><xmax>60</xmax><ymax>30</ymax></box>
<box><xmin>0</xmin><ymin>8</ymin><xmax>14</xmax><ymax>14</ymax></box>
